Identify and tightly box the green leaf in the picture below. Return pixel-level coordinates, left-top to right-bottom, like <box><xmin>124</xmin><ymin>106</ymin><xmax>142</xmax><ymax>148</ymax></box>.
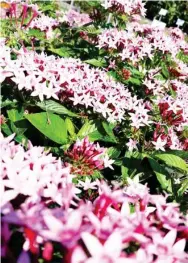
<box><xmin>178</xmin><ymin>179</ymin><xmax>188</xmax><ymax>196</ymax></box>
<box><xmin>27</xmin><ymin>29</ymin><xmax>45</xmax><ymax>40</ymax></box>
<box><xmin>127</xmin><ymin>77</ymin><xmax>141</xmax><ymax>86</ymax></box>
<box><xmin>49</xmin><ymin>47</ymin><xmax>75</xmax><ymax>57</ymax></box>
<box><xmin>107</xmin><ymin>147</ymin><xmax>121</xmax><ymax>159</ymax></box>
<box><xmin>7</xmin><ymin>109</ymin><xmax>27</xmax><ymax>136</ymax></box>
<box><xmin>162</xmin><ymin>150</ymin><xmax>188</xmax><ymax>160</ymax></box>
<box><xmin>102</xmin><ymin>122</ymin><xmax>117</xmax><ymax>142</ymax></box>
<box><xmin>77</xmin><ymin>120</ymin><xmax>96</xmax><ymax>138</ymax></box>
<box><xmin>161</xmin><ymin>63</ymin><xmax>170</xmax><ymax>78</ymax></box>
<box><xmin>1</xmin><ymin>122</ymin><xmax>28</xmax><ymax>144</ymax></box>
<box><xmin>148</xmin><ymin>158</ymin><xmax>172</xmax><ymax>191</ymax></box>
<box><xmin>1</xmin><ymin>123</ymin><xmax>12</xmax><ymax>136</ymax></box>
<box><xmin>36</xmin><ymin>100</ymin><xmax>78</xmax><ymax>117</ymax></box>
<box><xmin>121</xmin><ymin>165</ymin><xmax>129</xmax><ymax>181</ymax></box>
<box><xmin>155</xmin><ymin>154</ymin><xmax>187</xmax><ymax>172</ymax></box>
<box><xmin>78</xmin><ymin>26</ymin><xmax>102</xmax><ymax>35</ymax></box>
<box><xmin>89</xmin><ymin>130</ymin><xmax>117</xmax><ymax>143</ymax></box>
<box><xmin>0</xmin><ymin>96</ymin><xmax>17</xmax><ymax>108</ymax></box>
<box><xmin>7</xmin><ymin>108</ymin><xmax>24</xmax><ymax>122</ymax></box>
<box><xmin>121</xmin><ymin>151</ymin><xmax>143</xmax><ymax>180</ymax></box>
<box><xmin>84</xmin><ymin>58</ymin><xmax>106</xmax><ymax>68</ymax></box>
<box><xmin>25</xmin><ymin>112</ymin><xmax>67</xmax><ymax>144</ymax></box>
<box><xmin>65</xmin><ymin>118</ymin><xmax>76</xmax><ymax>137</ymax></box>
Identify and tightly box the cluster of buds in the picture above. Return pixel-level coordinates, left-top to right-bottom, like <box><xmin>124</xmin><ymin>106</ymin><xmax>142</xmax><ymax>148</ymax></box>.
<box><xmin>158</xmin><ymin>102</ymin><xmax>184</xmax><ymax>126</ymax></box>
<box><xmin>65</xmin><ymin>137</ymin><xmax>111</xmax><ymax>176</ymax></box>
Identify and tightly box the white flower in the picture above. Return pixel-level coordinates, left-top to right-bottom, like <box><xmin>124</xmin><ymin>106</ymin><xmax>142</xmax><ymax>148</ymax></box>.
<box><xmin>152</xmin><ymin>136</ymin><xmax>167</xmax><ymax>151</ymax></box>
<box><xmin>78</xmin><ymin>178</ymin><xmax>99</xmax><ymax>191</ymax></box>
<box><xmin>103</xmin><ymin>154</ymin><xmax>114</xmax><ymax>170</ymax></box>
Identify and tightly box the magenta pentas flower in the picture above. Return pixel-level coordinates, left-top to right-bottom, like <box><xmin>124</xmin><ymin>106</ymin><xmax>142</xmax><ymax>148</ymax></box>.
<box><xmin>65</xmin><ymin>137</ymin><xmax>114</xmax><ymax>176</ymax></box>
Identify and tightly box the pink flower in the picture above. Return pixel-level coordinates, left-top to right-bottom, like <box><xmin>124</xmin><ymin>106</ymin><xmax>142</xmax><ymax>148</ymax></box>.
<box><xmin>148</xmin><ymin>230</ymin><xmax>187</xmax><ymax>262</ymax></box>
<box><xmin>81</xmin><ymin>232</ymin><xmax>125</xmax><ymax>263</ymax></box>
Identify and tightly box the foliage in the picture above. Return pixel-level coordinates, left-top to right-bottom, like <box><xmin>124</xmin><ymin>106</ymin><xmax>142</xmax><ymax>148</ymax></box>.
<box><xmin>0</xmin><ymin>1</ymin><xmax>188</xmax><ymax>263</ymax></box>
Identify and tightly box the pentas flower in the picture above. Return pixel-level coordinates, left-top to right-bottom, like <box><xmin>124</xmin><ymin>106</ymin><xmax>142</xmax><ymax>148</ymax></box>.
<box><xmin>126</xmin><ymin>139</ymin><xmax>138</xmax><ymax>151</ymax></box>
<box><xmin>81</xmin><ymin>232</ymin><xmax>125</xmax><ymax>263</ymax></box>
<box><xmin>152</xmin><ymin>136</ymin><xmax>167</xmax><ymax>151</ymax></box>
<box><xmin>65</xmin><ymin>137</ymin><xmax>114</xmax><ymax>176</ymax></box>
<box><xmin>0</xmin><ymin>132</ymin><xmax>77</xmax><ymax>207</ymax></box>
<box><xmin>28</xmin><ymin>14</ymin><xmax>59</xmax><ymax>39</ymax></box>
<box><xmin>59</xmin><ymin>9</ymin><xmax>92</xmax><ymax>27</ymax></box>
<box><xmin>2</xmin><ymin>155</ymin><xmax>188</xmax><ymax>263</ymax></box>
<box><xmin>1</xmin><ymin>47</ymin><xmax>151</xmax><ymax>125</ymax></box>
<box><xmin>77</xmin><ymin>178</ymin><xmax>99</xmax><ymax>191</ymax></box>
<box><xmin>97</xmin><ymin>23</ymin><xmax>188</xmax><ymax>63</ymax></box>
<box><xmin>102</xmin><ymin>0</ymin><xmax>146</xmax><ymax>17</ymax></box>
<box><xmin>97</xmin><ymin>28</ymin><xmax>153</xmax><ymax>63</ymax></box>
<box><xmin>1</xmin><ymin>1</ymin><xmax>41</xmax><ymax>28</ymax></box>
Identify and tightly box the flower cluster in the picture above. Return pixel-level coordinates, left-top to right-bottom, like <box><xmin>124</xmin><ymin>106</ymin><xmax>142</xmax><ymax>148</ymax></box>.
<box><xmin>102</xmin><ymin>0</ymin><xmax>146</xmax><ymax>17</ymax></box>
<box><xmin>65</xmin><ymin>137</ymin><xmax>114</xmax><ymax>175</ymax></box>
<box><xmin>0</xmin><ymin>133</ymin><xmax>76</xmax><ymax>208</ymax></box>
<box><xmin>28</xmin><ymin>14</ymin><xmax>59</xmax><ymax>39</ymax></box>
<box><xmin>1</xmin><ymin>136</ymin><xmax>188</xmax><ymax>263</ymax></box>
<box><xmin>97</xmin><ymin>22</ymin><xmax>188</xmax><ymax>63</ymax></box>
<box><xmin>0</xmin><ymin>45</ymin><xmax>151</xmax><ymax>125</ymax></box>
<box><xmin>58</xmin><ymin>9</ymin><xmax>92</xmax><ymax>27</ymax></box>
<box><xmin>97</xmin><ymin>28</ymin><xmax>153</xmax><ymax>63</ymax></box>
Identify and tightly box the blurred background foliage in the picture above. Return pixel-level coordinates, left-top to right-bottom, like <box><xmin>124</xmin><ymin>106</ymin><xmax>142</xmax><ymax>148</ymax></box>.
<box><xmin>73</xmin><ymin>0</ymin><xmax>187</xmax><ymax>33</ymax></box>
<box><xmin>145</xmin><ymin>0</ymin><xmax>188</xmax><ymax>33</ymax></box>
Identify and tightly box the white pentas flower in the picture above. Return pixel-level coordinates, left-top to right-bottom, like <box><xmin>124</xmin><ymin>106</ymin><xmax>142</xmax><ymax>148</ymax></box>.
<box><xmin>126</xmin><ymin>139</ymin><xmax>138</xmax><ymax>152</ymax></box>
<box><xmin>152</xmin><ymin>136</ymin><xmax>167</xmax><ymax>151</ymax></box>
<box><xmin>78</xmin><ymin>178</ymin><xmax>99</xmax><ymax>191</ymax></box>
<box><xmin>103</xmin><ymin>154</ymin><xmax>115</xmax><ymax>170</ymax></box>
<box><xmin>1</xmin><ymin>48</ymin><xmax>139</xmax><ymax>123</ymax></box>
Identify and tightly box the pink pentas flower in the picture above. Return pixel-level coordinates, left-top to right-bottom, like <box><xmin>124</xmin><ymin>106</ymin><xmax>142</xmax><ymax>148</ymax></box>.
<box><xmin>81</xmin><ymin>232</ymin><xmax>126</xmax><ymax>263</ymax></box>
<box><xmin>0</xmin><ymin>132</ymin><xmax>77</xmax><ymax>206</ymax></box>
<box><xmin>148</xmin><ymin>230</ymin><xmax>187</xmax><ymax>263</ymax></box>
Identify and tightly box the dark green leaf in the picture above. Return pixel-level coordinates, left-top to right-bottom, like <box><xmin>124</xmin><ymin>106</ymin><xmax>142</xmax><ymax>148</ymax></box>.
<box><xmin>107</xmin><ymin>147</ymin><xmax>121</xmax><ymax>158</ymax></box>
<box><xmin>102</xmin><ymin>122</ymin><xmax>117</xmax><ymax>142</ymax></box>
<box><xmin>27</xmin><ymin>29</ymin><xmax>45</xmax><ymax>40</ymax></box>
<box><xmin>148</xmin><ymin>158</ymin><xmax>172</xmax><ymax>191</ymax></box>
